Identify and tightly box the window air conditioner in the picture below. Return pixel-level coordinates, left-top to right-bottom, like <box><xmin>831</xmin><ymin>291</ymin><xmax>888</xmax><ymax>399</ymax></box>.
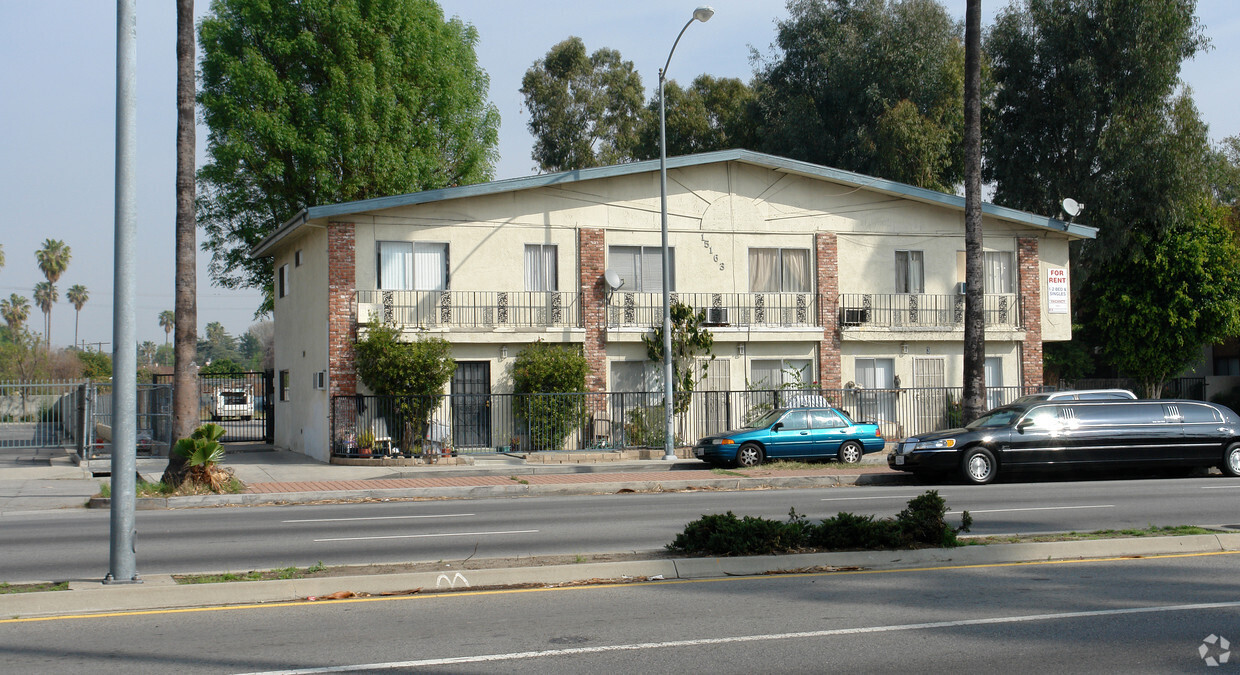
<box><xmin>704</xmin><ymin>307</ymin><xmax>730</xmax><ymax>326</ymax></box>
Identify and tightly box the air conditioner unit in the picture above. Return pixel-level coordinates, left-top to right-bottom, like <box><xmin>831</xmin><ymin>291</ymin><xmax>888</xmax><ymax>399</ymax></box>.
<box><xmin>840</xmin><ymin>307</ymin><xmax>870</xmax><ymax>326</ymax></box>
<box><xmin>704</xmin><ymin>307</ymin><xmax>730</xmax><ymax>326</ymax></box>
<box><xmin>312</xmin><ymin>371</ymin><xmax>327</xmax><ymax>390</ymax></box>
<box><xmin>956</xmin><ymin>282</ymin><xmax>967</xmax><ymax>295</ymax></box>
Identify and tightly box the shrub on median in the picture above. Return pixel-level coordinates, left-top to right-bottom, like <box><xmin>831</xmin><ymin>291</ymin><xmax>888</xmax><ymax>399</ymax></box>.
<box><xmin>667</xmin><ymin>490</ymin><xmax>972</xmax><ymax>556</ymax></box>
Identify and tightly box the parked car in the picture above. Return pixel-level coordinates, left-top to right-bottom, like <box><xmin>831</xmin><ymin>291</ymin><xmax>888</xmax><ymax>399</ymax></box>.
<box><xmin>1010</xmin><ymin>388</ymin><xmax>1137</xmax><ymax>405</ymax></box>
<box><xmin>888</xmin><ymin>399</ymin><xmax>1240</xmax><ymax>484</ymax></box>
<box><xmin>693</xmin><ymin>407</ymin><xmax>884</xmax><ymax>467</ymax></box>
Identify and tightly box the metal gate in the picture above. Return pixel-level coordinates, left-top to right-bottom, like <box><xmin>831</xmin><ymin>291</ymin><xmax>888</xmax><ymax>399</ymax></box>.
<box><xmin>451</xmin><ymin>362</ymin><xmax>491</xmax><ymax>448</ymax></box>
<box><xmin>152</xmin><ymin>371</ymin><xmax>274</xmax><ymax>443</ymax></box>
<box><xmin>0</xmin><ymin>380</ymin><xmax>83</xmax><ymax>450</ymax></box>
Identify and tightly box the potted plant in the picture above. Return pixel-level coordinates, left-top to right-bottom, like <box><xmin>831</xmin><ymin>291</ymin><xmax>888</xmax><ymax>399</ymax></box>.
<box><xmin>357</xmin><ymin>429</ymin><xmax>376</xmax><ymax>457</ymax></box>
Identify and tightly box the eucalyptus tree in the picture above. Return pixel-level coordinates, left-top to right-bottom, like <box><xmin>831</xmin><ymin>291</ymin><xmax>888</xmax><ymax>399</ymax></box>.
<box><xmin>66</xmin><ymin>284</ymin><xmax>88</xmax><ymax>349</ymax></box>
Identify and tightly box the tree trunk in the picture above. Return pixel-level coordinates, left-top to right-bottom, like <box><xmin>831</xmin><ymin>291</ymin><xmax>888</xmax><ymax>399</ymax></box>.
<box><xmin>961</xmin><ymin>0</ymin><xmax>987</xmax><ymax>424</ymax></box>
<box><xmin>164</xmin><ymin>0</ymin><xmax>197</xmax><ymax>486</ymax></box>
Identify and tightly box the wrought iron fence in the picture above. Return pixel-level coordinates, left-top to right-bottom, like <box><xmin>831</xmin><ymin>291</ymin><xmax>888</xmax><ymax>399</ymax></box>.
<box><xmin>331</xmin><ymin>385</ymin><xmax>1081</xmax><ymax>458</ymax></box>
<box><xmin>151</xmin><ymin>371</ymin><xmax>273</xmax><ymax>443</ymax></box>
<box><xmin>0</xmin><ymin>380</ymin><xmax>85</xmax><ymax>450</ymax></box>
<box><xmin>607</xmin><ymin>292</ymin><xmax>820</xmax><ymax>328</ymax></box>
<box><xmin>83</xmin><ymin>382</ymin><xmax>173</xmax><ymax>460</ymax></box>
<box><xmin>837</xmin><ymin>293</ymin><xmax>1022</xmax><ymax>330</ymax></box>
<box><xmin>356</xmin><ymin>290</ymin><xmax>582</xmax><ymax>329</ymax></box>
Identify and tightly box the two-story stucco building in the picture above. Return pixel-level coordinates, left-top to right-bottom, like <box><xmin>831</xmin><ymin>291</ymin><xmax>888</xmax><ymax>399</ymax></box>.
<box><xmin>251</xmin><ymin>150</ymin><xmax>1096</xmax><ymax>460</ymax></box>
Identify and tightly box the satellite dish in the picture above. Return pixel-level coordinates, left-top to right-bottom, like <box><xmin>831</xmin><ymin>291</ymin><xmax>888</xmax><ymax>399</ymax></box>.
<box><xmin>1062</xmin><ymin>198</ymin><xmax>1084</xmax><ymax>218</ymax></box>
<box><xmin>604</xmin><ymin>269</ymin><xmax>623</xmax><ymax>291</ymax></box>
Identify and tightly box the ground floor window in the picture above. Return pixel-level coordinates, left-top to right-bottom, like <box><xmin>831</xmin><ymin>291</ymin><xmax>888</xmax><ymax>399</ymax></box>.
<box><xmin>750</xmin><ymin>359</ymin><xmax>812</xmax><ymax>389</ymax></box>
<box><xmin>610</xmin><ymin>361</ymin><xmax>661</xmax><ymax>393</ymax></box>
<box><xmin>279</xmin><ymin>370</ymin><xmax>290</xmax><ymax>401</ymax></box>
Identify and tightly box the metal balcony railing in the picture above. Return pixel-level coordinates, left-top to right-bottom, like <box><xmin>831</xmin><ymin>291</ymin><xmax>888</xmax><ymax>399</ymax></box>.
<box><xmin>356</xmin><ymin>290</ymin><xmax>582</xmax><ymax>329</ymax></box>
<box><xmin>606</xmin><ymin>292</ymin><xmax>820</xmax><ymax>328</ymax></box>
<box><xmin>837</xmin><ymin>293</ymin><xmax>1022</xmax><ymax>331</ymax></box>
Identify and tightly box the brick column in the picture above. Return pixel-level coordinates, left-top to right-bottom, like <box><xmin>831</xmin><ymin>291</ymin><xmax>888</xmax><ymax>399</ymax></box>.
<box><xmin>327</xmin><ymin>222</ymin><xmax>357</xmax><ymax>398</ymax></box>
<box><xmin>1017</xmin><ymin>236</ymin><xmax>1043</xmax><ymax>388</ymax></box>
<box><xmin>816</xmin><ymin>232</ymin><xmax>842</xmax><ymax>390</ymax></box>
<box><xmin>579</xmin><ymin>228</ymin><xmax>607</xmax><ymax>392</ymax></box>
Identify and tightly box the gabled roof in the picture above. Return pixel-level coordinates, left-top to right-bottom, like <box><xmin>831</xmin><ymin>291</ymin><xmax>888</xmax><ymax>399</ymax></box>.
<box><xmin>251</xmin><ymin>149</ymin><xmax>1097</xmax><ymax>258</ymax></box>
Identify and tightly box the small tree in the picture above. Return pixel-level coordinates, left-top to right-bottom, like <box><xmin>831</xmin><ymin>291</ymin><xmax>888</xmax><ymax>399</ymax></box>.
<box><xmin>642</xmin><ymin>302</ymin><xmax>715</xmax><ymax>416</ymax></box>
<box><xmin>355</xmin><ymin>322</ymin><xmax>455</xmax><ymax>454</ymax></box>
<box><xmin>172</xmin><ymin>423</ymin><xmax>230</xmax><ymax>492</ymax></box>
<box><xmin>512</xmin><ymin>341</ymin><xmax>589</xmax><ymax>451</ymax></box>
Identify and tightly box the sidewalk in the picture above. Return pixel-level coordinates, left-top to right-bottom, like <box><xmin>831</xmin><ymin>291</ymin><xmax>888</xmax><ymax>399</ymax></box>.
<box><xmin>0</xmin><ymin>443</ymin><xmax>908</xmax><ymax>512</ymax></box>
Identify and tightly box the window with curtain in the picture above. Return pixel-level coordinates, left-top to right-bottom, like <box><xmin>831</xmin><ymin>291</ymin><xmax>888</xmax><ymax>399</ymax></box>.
<box><xmin>895</xmin><ymin>250</ymin><xmax>924</xmax><ymax>293</ymax></box>
<box><xmin>377</xmin><ymin>241</ymin><xmax>447</xmax><ymax>290</ymax></box>
<box><xmin>610</xmin><ymin>361</ymin><xmax>661</xmax><ymax>393</ymax></box>
<box><xmin>984</xmin><ymin>251</ymin><xmax>1014</xmax><ymax>294</ymax></box>
<box><xmin>524</xmin><ymin>244</ymin><xmax>558</xmax><ymax>291</ymax></box>
<box><xmin>608</xmin><ymin>246</ymin><xmax>675</xmax><ymax>292</ymax></box>
<box><xmin>748</xmin><ymin>248</ymin><xmax>811</xmax><ymax>292</ymax></box>
<box><xmin>854</xmin><ymin>358</ymin><xmax>894</xmax><ymax>388</ymax></box>
<box><xmin>750</xmin><ymin>359</ymin><xmax>812</xmax><ymax>388</ymax></box>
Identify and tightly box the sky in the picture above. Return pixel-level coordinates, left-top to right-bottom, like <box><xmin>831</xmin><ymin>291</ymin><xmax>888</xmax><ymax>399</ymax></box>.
<box><xmin>1</xmin><ymin>1</ymin><xmax>1237</xmax><ymax>352</ymax></box>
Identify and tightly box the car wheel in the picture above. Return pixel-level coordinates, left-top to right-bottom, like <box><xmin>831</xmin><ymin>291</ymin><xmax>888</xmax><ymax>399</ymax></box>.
<box><xmin>837</xmin><ymin>441</ymin><xmax>863</xmax><ymax>464</ymax></box>
<box><xmin>961</xmin><ymin>447</ymin><xmax>997</xmax><ymax>485</ymax></box>
<box><xmin>735</xmin><ymin>443</ymin><xmax>764</xmax><ymax>468</ymax></box>
<box><xmin>1223</xmin><ymin>442</ymin><xmax>1240</xmax><ymax>477</ymax></box>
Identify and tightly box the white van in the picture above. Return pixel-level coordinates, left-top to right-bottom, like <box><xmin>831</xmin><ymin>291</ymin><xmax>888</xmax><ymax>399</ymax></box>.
<box><xmin>210</xmin><ymin>385</ymin><xmax>254</xmax><ymax>421</ymax></box>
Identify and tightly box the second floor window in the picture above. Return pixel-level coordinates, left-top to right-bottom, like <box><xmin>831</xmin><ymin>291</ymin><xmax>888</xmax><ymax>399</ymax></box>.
<box><xmin>609</xmin><ymin>245</ymin><xmax>674</xmax><ymax>293</ymax></box>
<box><xmin>985</xmin><ymin>251</ymin><xmax>1014</xmax><ymax>294</ymax></box>
<box><xmin>749</xmin><ymin>248</ymin><xmax>811</xmax><ymax>293</ymax></box>
<box><xmin>277</xmin><ymin>263</ymin><xmax>289</xmax><ymax>298</ymax></box>
<box><xmin>895</xmin><ymin>250</ymin><xmax>924</xmax><ymax>293</ymax></box>
<box><xmin>524</xmin><ymin>244</ymin><xmax>558</xmax><ymax>292</ymax></box>
<box><xmin>378</xmin><ymin>241</ymin><xmax>448</xmax><ymax>291</ymax></box>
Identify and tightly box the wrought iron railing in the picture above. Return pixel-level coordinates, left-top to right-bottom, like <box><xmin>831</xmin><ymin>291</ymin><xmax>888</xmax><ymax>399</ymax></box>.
<box><xmin>356</xmin><ymin>290</ymin><xmax>581</xmax><ymax>329</ymax></box>
<box><xmin>837</xmin><ymin>293</ymin><xmax>1022</xmax><ymax>330</ymax></box>
<box><xmin>606</xmin><ymin>292</ymin><xmax>820</xmax><ymax>328</ymax></box>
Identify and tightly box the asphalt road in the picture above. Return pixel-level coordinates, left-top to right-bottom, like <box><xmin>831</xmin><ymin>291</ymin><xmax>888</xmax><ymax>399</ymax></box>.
<box><xmin>3</xmin><ymin>475</ymin><xmax>1239</xmax><ymax>582</ymax></box>
<box><xmin>2</xmin><ymin>550</ymin><xmax>1237</xmax><ymax>673</ymax></box>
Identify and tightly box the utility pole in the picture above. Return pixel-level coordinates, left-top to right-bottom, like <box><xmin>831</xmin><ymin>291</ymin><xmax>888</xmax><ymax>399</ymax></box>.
<box><xmin>106</xmin><ymin>0</ymin><xmax>140</xmax><ymax>585</ymax></box>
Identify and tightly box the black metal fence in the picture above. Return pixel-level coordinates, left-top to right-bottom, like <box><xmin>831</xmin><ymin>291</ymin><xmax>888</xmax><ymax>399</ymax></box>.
<box><xmin>335</xmin><ymin>385</ymin><xmax>1163</xmax><ymax>458</ymax></box>
<box><xmin>152</xmin><ymin>371</ymin><xmax>273</xmax><ymax>443</ymax></box>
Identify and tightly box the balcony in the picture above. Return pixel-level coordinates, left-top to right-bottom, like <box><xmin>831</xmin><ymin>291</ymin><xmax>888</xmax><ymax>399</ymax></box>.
<box><xmin>356</xmin><ymin>290</ymin><xmax>582</xmax><ymax>329</ymax></box>
<box><xmin>837</xmin><ymin>293</ymin><xmax>1022</xmax><ymax>331</ymax></box>
<box><xmin>606</xmin><ymin>292</ymin><xmax>820</xmax><ymax>328</ymax></box>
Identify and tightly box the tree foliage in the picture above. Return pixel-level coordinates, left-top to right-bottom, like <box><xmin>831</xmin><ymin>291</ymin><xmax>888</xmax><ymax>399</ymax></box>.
<box><xmin>643</xmin><ymin>302</ymin><xmax>715</xmax><ymax>415</ymax></box>
<box><xmin>511</xmin><ymin>341</ymin><xmax>589</xmax><ymax>451</ymax></box>
<box><xmin>520</xmin><ymin>36</ymin><xmax>644</xmax><ymax>172</ymax></box>
<box><xmin>355</xmin><ymin>322</ymin><xmax>455</xmax><ymax>450</ymax></box>
<box><xmin>633</xmin><ymin>75</ymin><xmax>760</xmax><ymax>160</ymax></box>
<box><xmin>754</xmin><ymin>0</ymin><xmax>966</xmax><ymax>191</ymax></box>
<box><xmin>198</xmin><ymin>0</ymin><xmax>500</xmax><ymax>310</ymax></box>
<box><xmin>1093</xmin><ymin>200</ymin><xmax>1240</xmax><ymax>396</ymax></box>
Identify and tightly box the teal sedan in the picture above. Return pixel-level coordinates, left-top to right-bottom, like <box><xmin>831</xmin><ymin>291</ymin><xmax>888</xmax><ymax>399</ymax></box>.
<box><xmin>692</xmin><ymin>407</ymin><xmax>885</xmax><ymax>467</ymax></box>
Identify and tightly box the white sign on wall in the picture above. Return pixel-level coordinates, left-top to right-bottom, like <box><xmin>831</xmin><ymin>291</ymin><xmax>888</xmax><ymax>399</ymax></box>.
<box><xmin>1047</xmin><ymin>266</ymin><xmax>1069</xmax><ymax>314</ymax></box>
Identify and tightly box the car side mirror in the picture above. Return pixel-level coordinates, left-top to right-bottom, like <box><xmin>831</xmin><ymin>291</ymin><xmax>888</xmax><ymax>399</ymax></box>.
<box><xmin>1016</xmin><ymin>419</ymin><xmax>1032</xmax><ymax>433</ymax></box>
<box><xmin>772</xmin><ymin>422</ymin><xmax>783</xmax><ymax>432</ymax></box>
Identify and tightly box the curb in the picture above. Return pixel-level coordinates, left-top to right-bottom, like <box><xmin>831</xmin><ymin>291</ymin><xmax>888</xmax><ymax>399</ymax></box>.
<box><xmin>84</xmin><ymin>473</ymin><xmax>912</xmax><ymax>509</ymax></box>
<box><xmin>5</xmin><ymin>533</ymin><xmax>1239</xmax><ymax>620</ymax></box>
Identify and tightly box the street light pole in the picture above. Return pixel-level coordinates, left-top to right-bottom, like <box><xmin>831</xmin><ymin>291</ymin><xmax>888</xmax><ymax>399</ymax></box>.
<box><xmin>659</xmin><ymin>6</ymin><xmax>714</xmax><ymax>461</ymax></box>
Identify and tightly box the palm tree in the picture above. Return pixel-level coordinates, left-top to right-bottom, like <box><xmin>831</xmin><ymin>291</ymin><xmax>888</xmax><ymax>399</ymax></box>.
<box><xmin>1</xmin><ymin>293</ymin><xmax>30</xmax><ymax>335</ymax></box>
<box><xmin>961</xmin><ymin>0</ymin><xmax>986</xmax><ymax>423</ymax></box>
<box><xmin>67</xmin><ymin>284</ymin><xmax>89</xmax><ymax>349</ymax></box>
<box><xmin>0</xmin><ymin>243</ymin><xmax>6</xmax><ymax>271</ymax></box>
<box><xmin>159</xmin><ymin>310</ymin><xmax>176</xmax><ymax>345</ymax></box>
<box><xmin>35</xmin><ymin>239</ymin><xmax>71</xmax><ymax>346</ymax></box>
<box><xmin>167</xmin><ymin>0</ymin><xmax>200</xmax><ymax>487</ymax></box>
<box><xmin>139</xmin><ymin>341</ymin><xmax>158</xmax><ymax>366</ymax></box>
<box><xmin>33</xmin><ymin>281</ymin><xmax>57</xmax><ymax>345</ymax></box>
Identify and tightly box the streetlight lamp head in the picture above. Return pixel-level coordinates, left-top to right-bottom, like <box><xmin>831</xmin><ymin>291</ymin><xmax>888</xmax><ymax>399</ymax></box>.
<box><xmin>693</xmin><ymin>6</ymin><xmax>715</xmax><ymax>22</ymax></box>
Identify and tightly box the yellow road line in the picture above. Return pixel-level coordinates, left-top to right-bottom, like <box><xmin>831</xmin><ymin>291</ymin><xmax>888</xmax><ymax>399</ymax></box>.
<box><xmin>4</xmin><ymin>549</ymin><xmax>1237</xmax><ymax>624</ymax></box>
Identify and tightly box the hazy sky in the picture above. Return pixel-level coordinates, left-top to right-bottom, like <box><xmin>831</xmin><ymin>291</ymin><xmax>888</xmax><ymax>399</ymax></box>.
<box><xmin>1</xmin><ymin>1</ymin><xmax>1236</xmax><ymax>351</ymax></box>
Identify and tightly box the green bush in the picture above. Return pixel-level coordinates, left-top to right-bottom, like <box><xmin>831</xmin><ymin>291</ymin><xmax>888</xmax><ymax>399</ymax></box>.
<box><xmin>512</xmin><ymin>341</ymin><xmax>588</xmax><ymax>451</ymax></box>
<box><xmin>355</xmin><ymin>322</ymin><xmax>455</xmax><ymax>452</ymax></box>
<box><xmin>667</xmin><ymin>491</ymin><xmax>971</xmax><ymax>556</ymax></box>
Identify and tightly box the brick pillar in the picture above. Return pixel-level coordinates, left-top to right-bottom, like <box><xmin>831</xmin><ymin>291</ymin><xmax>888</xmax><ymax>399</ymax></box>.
<box><xmin>579</xmin><ymin>228</ymin><xmax>607</xmax><ymax>392</ymax></box>
<box><xmin>1018</xmin><ymin>236</ymin><xmax>1043</xmax><ymax>388</ymax></box>
<box><xmin>816</xmin><ymin>233</ymin><xmax>842</xmax><ymax>390</ymax></box>
<box><xmin>327</xmin><ymin>222</ymin><xmax>357</xmax><ymax>398</ymax></box>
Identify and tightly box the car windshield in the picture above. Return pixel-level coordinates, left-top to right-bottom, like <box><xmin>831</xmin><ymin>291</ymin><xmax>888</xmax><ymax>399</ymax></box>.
<box><xmin>747</xmin><ymin>409</ymin><xmax>785</xmax><ymax>429</ymax></box>
<box><xmin>966</xmin><ymin>408</ymin><xmax>1024</xmax><ymax>429</ymax></box>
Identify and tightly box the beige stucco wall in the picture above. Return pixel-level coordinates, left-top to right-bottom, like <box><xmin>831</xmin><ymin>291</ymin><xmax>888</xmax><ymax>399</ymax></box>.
<box><xmin>272</xmin><ymin>225</ymin><xmax>331</xmax><ymax>461</ymax></box>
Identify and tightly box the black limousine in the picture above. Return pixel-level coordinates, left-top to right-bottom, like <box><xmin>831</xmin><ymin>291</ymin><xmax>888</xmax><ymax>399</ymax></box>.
<box><xmin>888</xmin><ymin>399</ymin><xmax>1240</xmax><ymax>484</ymax></box>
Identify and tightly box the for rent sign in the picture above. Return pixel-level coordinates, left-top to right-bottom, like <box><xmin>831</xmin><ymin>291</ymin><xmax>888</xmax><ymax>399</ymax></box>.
<box><xmin>1047</xmin><ymin>267</ymin><xmax>1069</xmax><ymax>314</ymax></box>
